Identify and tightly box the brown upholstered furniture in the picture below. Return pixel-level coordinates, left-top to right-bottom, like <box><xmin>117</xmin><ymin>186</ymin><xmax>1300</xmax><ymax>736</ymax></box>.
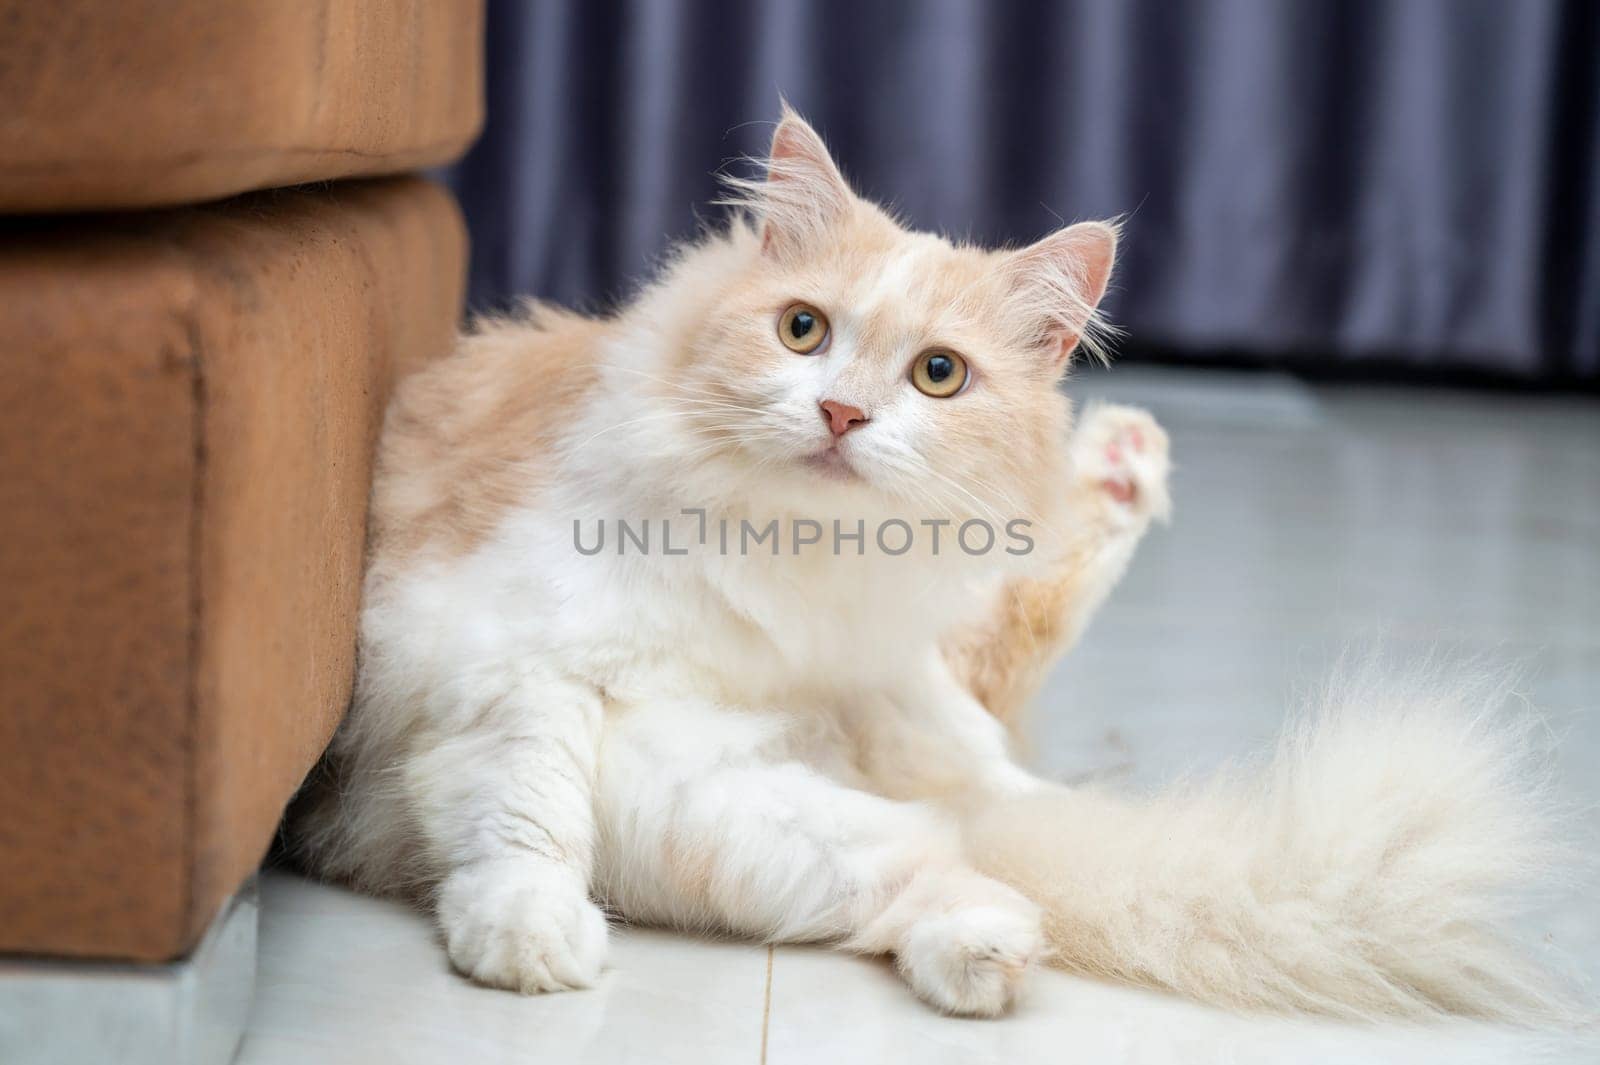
<box><xmin>0</xmin><ymin>5</ymin><xmax>480</xmax><ymax>1061</ymax></box>
<box><xmin>0</xmin><ymin>0</ymin><xmax>483</xmax><ymax>212</ymax></box>
<box><xmin>0</xmin><ymin>180</ymin><xmax>466</xmax><ymax>962</ymax></box>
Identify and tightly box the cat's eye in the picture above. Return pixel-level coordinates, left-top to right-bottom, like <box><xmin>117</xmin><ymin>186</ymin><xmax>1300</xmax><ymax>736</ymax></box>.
<box><xmin>910</xmin><ymin>349</ymin><xmax>969</xmax><ymax>398</ymax></box>
<box><xmin>778</xmin><ymin>303</ymin><xmax>830</xmax><ymax>354</ymax></box>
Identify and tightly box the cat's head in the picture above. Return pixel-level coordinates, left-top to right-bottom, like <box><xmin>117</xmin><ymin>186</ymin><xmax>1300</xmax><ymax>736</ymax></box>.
<box><xmin>641</xmin><ymin>108</ymin><xmax>1117</xmax><ymax>533</ymax></box>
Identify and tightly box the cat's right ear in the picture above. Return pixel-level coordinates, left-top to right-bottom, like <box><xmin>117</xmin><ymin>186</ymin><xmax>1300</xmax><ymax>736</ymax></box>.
<box><xmin>756</xmin><ymin>107</ymin><xmax>854</xmax><ymax>258</ymax></box>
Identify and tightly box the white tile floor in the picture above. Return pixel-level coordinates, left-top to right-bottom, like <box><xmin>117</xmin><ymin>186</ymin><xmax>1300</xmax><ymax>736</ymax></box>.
<box><xmin>237</xmin><ymin>367</ymin><xmax>1600</xmax><ymax>1064</ymax></box>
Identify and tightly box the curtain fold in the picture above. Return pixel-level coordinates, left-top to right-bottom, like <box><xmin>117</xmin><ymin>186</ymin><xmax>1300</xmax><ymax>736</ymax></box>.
<box><xmin>446</xmin><ymin>0</ymin><xmax>1599</xmax><ymax>381</ymax></box>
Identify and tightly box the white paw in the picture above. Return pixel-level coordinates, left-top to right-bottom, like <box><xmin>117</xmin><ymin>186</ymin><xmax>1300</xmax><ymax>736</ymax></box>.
<box><xmin>897</xmin><ymin>897</ymin><xmax>1044</xmax><ymax>1017</ymax></box>
<box><xmin>1071</xmin><ymin>403</ymin><xmax>1172</xmax><ymax>524</ymax></box>
<box><xmin>437</xmin><ymin>860</ymin><xmax>609</xmax><ymax>994</ymax></box>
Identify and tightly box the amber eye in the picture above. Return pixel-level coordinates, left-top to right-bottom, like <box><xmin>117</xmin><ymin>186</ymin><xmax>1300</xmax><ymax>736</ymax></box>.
<box><xmin>778</xmin><ymin>303</ymin><xmax>829</xmax><ymax>354</ymax></box>
<box><xmin>910</xmin><ymin>349</ymin><xmax>969</xmax><ymax>398</ymax></box>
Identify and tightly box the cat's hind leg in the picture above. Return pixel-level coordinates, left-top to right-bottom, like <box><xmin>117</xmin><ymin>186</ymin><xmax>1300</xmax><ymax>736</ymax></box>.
<box><xmin>947</xmin><ymin>403</ymin><xmax>1171</xmax><ymax>726</ymax></box>
<box><xmin>594</xmin><ymin>700</ymin><xmax>1043</xmax><ymax>1016</ymax></box>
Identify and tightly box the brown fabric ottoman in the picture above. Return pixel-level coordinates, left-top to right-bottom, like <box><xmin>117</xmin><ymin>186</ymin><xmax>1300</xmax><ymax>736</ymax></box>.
<box><xmin>0</xmin><ymin>177</ymin><xmax>465</xmax><ymax>962</ymax></box>
<box><xmin>0</xmin><ymin>0</ymin><xmax>484</xmax><ymax>212</ymax></box>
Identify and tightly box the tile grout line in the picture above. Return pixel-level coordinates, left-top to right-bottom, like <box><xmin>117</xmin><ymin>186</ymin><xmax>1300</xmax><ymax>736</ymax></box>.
<box><xmin>759</xmin><ymin>944</ymin><xmax>774</xmax><ymax>1065</ymax></box>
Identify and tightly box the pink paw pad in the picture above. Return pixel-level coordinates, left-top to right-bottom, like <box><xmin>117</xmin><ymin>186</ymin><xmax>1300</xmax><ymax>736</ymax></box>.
<box><xmin>1101</xmin><ymin>477</ymin><xmax>1137</xmax><ymax>503</ymax></box>
<box><xmin>1103</xmin><ymin>428</ymin><xmax>1145</xmax><ymax>466</ymax></box>
<box><xmin>1100</xmin><ymin>428</ymin><xmax>1146</xmax><ymax>503</ymax></box>
<box><xmin>1074</xmin><ymin>405</ymin><xmax>1171</xmax><ymax>523</ymax></box>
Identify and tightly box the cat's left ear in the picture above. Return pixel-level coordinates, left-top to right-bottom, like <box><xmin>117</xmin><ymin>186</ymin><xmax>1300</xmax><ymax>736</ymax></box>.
<box><xmin>756</xmin><ymin>107</ymin><xmax>855</xmax><ymax>259</ymax></box>
<box><xmin>1005</xmin><ymin>220</ymin><xmax>1119</xmax><ymax>369</ymax></box>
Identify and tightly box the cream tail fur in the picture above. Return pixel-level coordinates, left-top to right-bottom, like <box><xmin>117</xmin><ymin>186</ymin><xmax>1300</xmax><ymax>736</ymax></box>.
<box><xmin>969</xmin><ymin>667</ymin><xmax>1571</xmax><ymax>1021</ymax></box>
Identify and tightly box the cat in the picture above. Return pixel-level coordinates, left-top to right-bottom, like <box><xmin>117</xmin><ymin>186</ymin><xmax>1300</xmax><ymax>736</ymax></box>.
<box><xmin>293</xmin><ymin>108</ymin><xmax>1565</xmax><ymax>1020</ymax></box>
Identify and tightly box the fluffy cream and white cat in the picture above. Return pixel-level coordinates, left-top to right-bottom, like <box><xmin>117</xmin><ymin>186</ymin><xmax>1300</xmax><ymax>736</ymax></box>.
<box><xmin>294</xmin><ymin>110</ymin><xmax>1565</xmax><ymax>1020</ymax></box>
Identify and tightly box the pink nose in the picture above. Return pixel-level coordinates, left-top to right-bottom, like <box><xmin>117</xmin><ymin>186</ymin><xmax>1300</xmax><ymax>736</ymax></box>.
<box><xmin>819</xmin><ymin>399</ymin><xmax>869</xmax><ymax>437</ymax></box>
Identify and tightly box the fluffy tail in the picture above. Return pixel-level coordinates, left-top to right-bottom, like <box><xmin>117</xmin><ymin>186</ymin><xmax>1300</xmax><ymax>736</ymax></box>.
<box><xmin>966</xmin><ymin>667</ymin><xmax>1579</xmax><ymax>1021</ymax></box>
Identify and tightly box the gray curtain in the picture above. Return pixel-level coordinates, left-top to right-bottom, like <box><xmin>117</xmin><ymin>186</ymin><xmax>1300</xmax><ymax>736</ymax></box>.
<box><xmin>445</xmin><ymin>0</ymin><xmax>1600</xmax><ymax>382</ymax></box>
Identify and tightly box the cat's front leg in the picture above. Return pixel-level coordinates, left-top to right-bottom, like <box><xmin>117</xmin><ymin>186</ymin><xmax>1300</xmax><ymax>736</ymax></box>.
<box><xmin>945</xmin><ymin>403</ymin><xmax>1171</xmax><ymax>725</ymax></box>
<box><xmin>410</xmin><ymin>671</ymin><xmax>609</xmax><ymax>993</ymax></box>
<box><xmin>594</xmin><ymin>698</ymin><xmax>1043</xmax><ymax>1016</ymax></box>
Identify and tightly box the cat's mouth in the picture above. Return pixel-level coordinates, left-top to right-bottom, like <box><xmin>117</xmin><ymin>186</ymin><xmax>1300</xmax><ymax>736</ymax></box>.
<box><xmin>800</xmin><ymin>446</ymin><xmax>863</xmax><ymax>483</ymax></box>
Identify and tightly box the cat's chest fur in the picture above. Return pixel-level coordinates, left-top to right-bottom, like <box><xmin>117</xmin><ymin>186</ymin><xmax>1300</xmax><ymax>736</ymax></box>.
<box><xmin>416</xmin><ymin>493</ymin><xmax>990</xmax><ymax>714</ymax></box>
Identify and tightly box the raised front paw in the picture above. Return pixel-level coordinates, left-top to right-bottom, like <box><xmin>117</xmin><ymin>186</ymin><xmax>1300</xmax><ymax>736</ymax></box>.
<box><xmin>437</xmin><ymin>860</ymin><xmax>609</xmax><ymax>993</ymax></box>
<box><xmin>1070</xmin><ymin>403</ymin><xmax>1172</xmax><ymax>524</ymax></box>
